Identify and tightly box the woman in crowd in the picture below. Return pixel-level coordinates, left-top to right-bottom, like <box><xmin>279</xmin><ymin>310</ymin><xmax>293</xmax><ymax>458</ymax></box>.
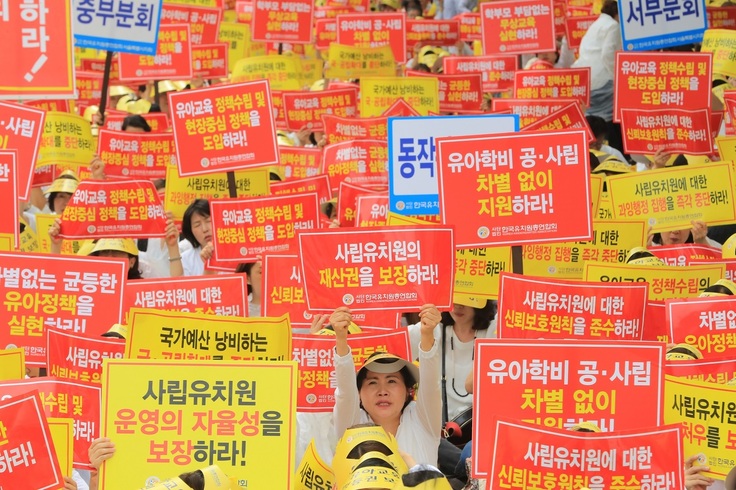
<box><xmin>165</xmin><ymin>199</ymin><xmax>213</xmax><ymax>276</ymax></box>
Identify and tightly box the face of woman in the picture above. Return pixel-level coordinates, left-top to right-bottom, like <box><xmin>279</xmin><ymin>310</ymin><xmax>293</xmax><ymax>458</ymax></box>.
<box><xmin>97</xmin><ymin>250</ymin><xmax>136</xmax><ymax>270</ymax></box>
<box><xmin>660</xmin><ymin>229</ymin><xmax>689</xmax><ymax>245</ymax></box>
<box><xmin>449</xmin><ymin>303</ymin><xmax>476</xmax><ymax>327</ymax></box>
<box><xmin>53</xmin><ymin>192</ymin><xmax>73</xmax><ymax>214</ymax></box>
<box><xmin>359</xmin><ymin>371</ymin><xmax>408</xmax><ymax>425</ymax></box>
<box><xmin>190</xmin><ymin>212</ymin><xmax>212</xmax><ymax>248</ymax></box>
<box><xmin>248</xmin><ymin>261</ymin><xmax>263</xmax><ymax>297</ymax></box>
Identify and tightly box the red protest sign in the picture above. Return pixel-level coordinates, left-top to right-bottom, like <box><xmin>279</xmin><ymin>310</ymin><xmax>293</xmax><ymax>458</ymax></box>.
<box><xmin>46</xmin><ymin>329</ymin><xmax>125</xmax><ymax>384</ymax></box>
<box><xmin>649</xmin><ymin>244</ymin><xmax>721</xmax><ymax>267</ymax></box>
<box><xmin>436</xmin><ymin>130</ymin><xmax>592</xmax><ymax>247</ymax></box>
<box><xmin>97</xmin><ymin>129</ymin><xmax>175</xmax><ymax>179</ymax></box>
<box><xmin>356</xmin><ymin>194</ymin><xmax>389</xmax><ymax>227</ymax></box>
<box><xmin>665</xmin><ymin>296</ymin><xmax>736</xmax><ymax>357</ymax></box>
<box><xmin>0</xmin><ymin>101</ymin><xmax>45</xmax><ymax>200</ymax></box>
<box><xmin>0</xmin><ymin>0</ymin><xmax>74</xmax><ymax>99</ymax></box>
<box><xmin>613</xmin><ymin>52</ymin><xmax>712</xmax><ymax>123</ymax></box>
<box><xmin>322</xmin><ymin>114</ymin><xmax>388</xmax><ymax>144</ymax></box>
<box><xmin>59</xmin><ymin>180</ymin><xmax>166</xmax><ymax>239</ymax></box>
<box><xmin>472</xmin><ymin>339</ymin><xmax>666</xmax><ymax>477</ymax></box>
<box><xmin>315</xmin><ymin>19</ymin><xmax>337</xmax><ymax>50</ymax></box>
<box><xmin>315</xmin><ymin>5</ymin><xmax>358</xmax><ymax>18</ymax></box>
<box><xmin>192</xmin><ymin>43</ymin><xmax>229</xmax><ymax>78</ymax></box>
<box><xmin>565</xmin><ymin>14</ymin><xmax>597</xmax><ymax>49</ymax></box>
<box><xmin>104</xmin><ymin>112</ymin><xmax>170</xmax><ymax>133</ymax></box>
<box><xmin>489</xmin><ymin>420</ymin><xmax>683</xmax><ymax>489</ymax></box>
<box><xmin>277</xmin><ymin>147</ymin><xmax>324</xmax><ymax>181</ymax></box>
<box><xmin>74</xmin><ymin>71</ymin><xmax>103</xmax><ymax>108</ymax></box>
<box><xmin>458</xmin><ymin>13</ymin><xmax>481</xmax><ymax>41</ymax></box>
<box><xmin>523</xmin><ymin>102</ymin><xmax>595</xmax><ymax>141</ymax></box>
<box><xmin>443</xmin><ymin>55</ymin><xmax>517</xmax><ymax>93</ymax></box>
<box><xmin>0</xmin><ymin>392</ymin><xmax>64</xmax><ymax>489</ymax></box>
<box><xmin>80</xmin><ymin>58</ymin><xmax>121</xmax><ymax>82</ymax></box>
<box><xmin>0</xmin><ymin>378</ymin><xmax>101</xmax><ymax>470</ymax></box>
<box><xmin>492</xmin><ymin>98</ymin><xmax>579</xmax><ymax>128</ymax></box>
<box><xmin>24</xmin><ymin>99</ymin><xmax>70</xmax><ymax>113</ymax></box>
<box><xmin>708</xmin><ymin>7</ymin><xmax>736</xmax><ymax>29</ymax></box>
<box><xmin>514</xmin><ymin>68</ymin><xmax>591</xmax><ymax>105</ymax></box>
<box><xmin>480</xmin><ymin>0</ymin><xmax>555</xmax><ymax>55</ymax></box>
<box><xmin>338</xmin><ymin>181</ymin><xmax>384</xmax><ymax>227</ymax></box>
<box><xmin>553</xmin><ymin>0</ymin><xmax>566</xmax><ymax>36</ymax></box>
<box><xmin>621</xmin><ymin>108</ymin><xmax>713</xmax><ymax>155</ymax></box>
<box><xmin>642</xmin><ymin>300</ymin><xmax>667</xmax><ymax>342</ymax></box>
<box><xmin>263</xmin><ymin>254</ymin><xmax>310</xmax><ymax>327</ymax></box>
<box><xmin>298</xmin><ymin>226</ymin><xmax>455</xmax><ymax>311</ymax></box>
<box><xmin>497</xmin><ymin>273</ymin><xmax>648</xmax><ymax>340</ymax></box>
<box><xmin>0</xmin><ymin>252</ymin><xmax>126</xmax><ymax>365</ymax></box>
<box><xmin>271</xmin><ymin>175</ymin><xmax>332</xmax><ymax>209</ymax></box>
<box><xmin>210</xmin><ymin>193</ymin><xmax>321</xmax><ymax>262</ymax></box>
<box><xmin>691</xmin><ymin>258</ymin><xmax>736</xmax><ymax>283</ymax></box>
<box><xmin>118</xmin><ymin>24</ymin><xmax>193</xmax><ymax>81</ymax></box>
<box><xmin>236</xmin><ymin>0</ymin><xmax>253</xmax><ymax>22</ymax></box>
<box><xmin>380</xmin><ymin>98</ymin><xmax>421</xmax><ymax>117</ymax></box>
<box><xmin>160</xmin><ymin>4</ymin><xmax>222</xmax><ymax>45</ymax></box>
<box><xmin>326</xmin><ymin>0</ymin><xmax>370</xmax><ymax>12</ymax></box>
<box><xmin>665</xmin><ymin>357</ymin><xmax>736</xmax><ymax>384</ymax></box>
<box><xmin>282</xmin><ymin>88</ymin><xmax>359</xmax><ymax>131</ymax></box>
<box><xmin>406</xmin><ymin>19</ymin><xmax>460</xmax><ymax>48</ymax></box>
<box><xmin>169</xmin><ymin>80</ymin><xmax>278</xmax><ymax>176</ymax></box>
<box><xmin>292</xmin><ymin>331</ymin><xmax>411</xmax><ymax>412</ymax></box>
<box><xmin>407</xmin><ymin>71</ymin><xmax>483</xmax><ymax>112</ymax></box>
<box><xmin>322</xmin><ymin>139</ymin><xmax>388</xmax><ymax>192</ymax></box>
<box><xmin>336</xmin><ymin>12</ymin><xmax>407</xmax><ymax>63</ymax></box>
<box><xmin>0</xmin><ymin>151</ymin><xmax>20</xmax><ymax>248</ymax></box>
<box><xmin>251</xmin><ymin>0</ymin><xmax>314</xmax><ymax>43</ymax></box>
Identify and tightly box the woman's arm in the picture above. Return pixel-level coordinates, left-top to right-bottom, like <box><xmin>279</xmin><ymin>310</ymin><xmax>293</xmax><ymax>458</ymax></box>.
<box><xmin>415</xmin><ymin>304</ymin><xmax>443</xmax><ymax>438</ymax></box>
<box><xmin>331</xmin><ymin>308</ymin><xmax>362</xmax><ymax>438</ymax></box>
<box><xmin>164</xmin><ymin>212</ymin><xmax>184</xmax><ymax>277</ymax></box>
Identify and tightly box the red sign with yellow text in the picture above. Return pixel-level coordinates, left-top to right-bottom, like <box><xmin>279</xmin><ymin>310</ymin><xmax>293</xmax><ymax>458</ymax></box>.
<box><xmin>356</xmin><ymin>194</ymin><xmax>389</xmax><ymax>228</ymax></box>
<box><xmin>0</xmin><ymin>0</ymin><xmax>74</xmax><ymax>99</ymax></box>
<box><xmin>315</xmin><ymin>19</ymin><xmax>337</xmax><ymax>50</ymax></box>
<box><xmin>271</xmin><ymin>175</ymin><xmax>332</xmax><ymax>209</ymax></box>
<box><xmin>59</xmin><ymin>180</ymin><xmax>166</xmax><ymax>239</ymax></box>
<box><xmin>497</xmin><ymin>273</ymin><xmax>648</xmax><ymax>340</ymax></box>
<box><xmin>458</xmin><ymin>12</ymin><xmax>481</xmax><ymax>41</ymax></box>
<box><xmin>565</xmin><ymin>14</ymin><xmax>597</xmax><ymax>49</ymax></box>
<box><xmin>282</xmin><ymin>88</ymin><xmax>359</xmax><ymax>131</ymax></box>
<box><xmin>406</xmin><ymin>19</ymin><xmax>460</xmax><ymax>48</ymax></box>
<box><xmin>277</xmin><ymin>147</ymin><xmax>324</xmax><ymax>181</ymax></box>
<box><xmin>621</xmin><ymin>108</ymin><xmax>713</xmax><ymax>155</ymax></box>
<box><xmin>665</xmin><ymin>296</ymin><xmax>736</xmax><ymax>358</ymax></box>
<box><xmin>211</xmin><ymin>193</ymin><xmax>321</xmax><ymax>262</ymax></box>
<box><xmin>407</xmin><ymin>71</ymin><xmax>484</xmax><ymax>112</ymax></box>
<box><xmin>0</xmin><ymin>151</ymin><xmax>20</xmax><ymax>248</ymax></box>
<box><xmin>514</xmin><ymin>68</ymin><xmax>591</xmax><ymax>105</ymax></box>
<box><xmin>336</xmin><ymin>12</ymin><xmax>407</xmax><ymax>63</ymax></box>
<box><xmin>443</xmin><ymin>55</ymin><xmax>517</xmax><ymax>93</ymax></box>
<box><xmin>322</xmin><ymin>139</ymin><xmax>388</xmax><ymax>192</ymax></box>
<box><xmin>169</xmin><ymin>80</ymin><xmax>279</xmax><ymax>176</ymax></box>
<box><xmin>492</xmin><ymin>98</ymin><xmax>579</xmax><ymax>128</ymax></box>
<box><xmin>649</xmin><ymin>244</ymin><xmax>721</xmax><ymax>267</ymax></box>
<box><xmin>523</xmin><ymin>102</ymin><xmax>595</xmax><ymax>141</ymax></box>
<box><xmin>299</xmin><ymin>226</ymin><xmax>455</xmax><ymax>311</ymax></box>
<box><xmin>0</xmin><ymin>101</ymin><xmax>45</xmax><ymax>200</ymax></box>
<box><xmin>480</xmin><ymin>0</ymin><xmax>556</xmax><ymax>55</ymax></box>
<box><xmin>160</xmin><ymin>4</ymin><xmax>222</xmax><ymax>45</ymax></box>
<box><xmin>192</xmin><ymin>43</ymin><xmax>229</xmax><ymax>78</ymax></box>
<box><xmin>0</xmin><ymin>252</ymin><xmax>126</xmax><ymax>365</ymax></box>
<box><xmin>338</xmin><ymin>182</ymin><xmax>384</xmax><ymax>227</ymax></box>
<box><xmin>118</xmin><ymin>24</ymin><xmax>193</xmax><ymax>81</ymax></box>
<box><xmin>97</xmin><ymin>129</ymin><xmax>175</xmax><ymax>179</ymax></box>
<box><xmin>322</xmin><ymin>114</ymin><xmax>388</xmax><ymax>144</ymax></box>
<box><xmin>73</xmin><ymin>71</ymin><xmax>103</xmax><ymax>109</ymax></box>
<box><xmin>436</xmin><ymin>130</ymin><xmax>592</xmax><ymax>247</ymax></box>
<box><xmin>46</xmin><ymin>329</ymin><xmax>125</xmax><ymax>385</ymax></box>
<box><xmin>472</xmin><ymin>339</ymin><xmax>666</xmax><ymax>477</ymax></box>
<box><xmin>707</xmin><ymin>7</ymin><xmax>736</xmax><ymax>30</ymax></box>
<box><xmin>251</xmin><ymin>0</ymin><xmax>314</xmax><ymax>43</ymax></box>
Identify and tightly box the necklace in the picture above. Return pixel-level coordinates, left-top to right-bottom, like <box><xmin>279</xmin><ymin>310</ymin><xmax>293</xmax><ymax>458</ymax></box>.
<box><xmin>449</xmin><ymin>329</ymin><xmax>475</xmax><ymax>398</ymax></box>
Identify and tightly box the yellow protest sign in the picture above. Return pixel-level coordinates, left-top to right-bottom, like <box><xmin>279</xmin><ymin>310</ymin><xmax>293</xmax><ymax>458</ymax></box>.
<box><xmin>455</xmin><ymin>247</ymin><xmax>512</xmax><ymax>299</ymax></box>
<box><xmin>47</xmin><ymin>417</ymin><xmax>74</xmax><ymax>476</ymax></box>
<box><xmin>0</xmin><ymin>234</ymin><xmax>12</xmax><ymax>251</ymax></box>
<box><xmin>299</xmin><ymin>59</ymin><xmax>324</xmax><ymax>88</ymax></box>
<box><xmin>35</xmin><ymin>214</ymin><xmax>86</xmax><ymax>255</ymax></box>
<box><xmin>583</xmin><ymin>262</ymin><xmax>726</xmax><ymax>301</ymax></box>
<box><xmin>232</xmin><ymin>55</ymin><xmax>302</xmax><ymax>91</ymax></box>
<box><xmin>360</xmin><ymin>77</ymin><xmax>439</xmax><ymax>117</ymax></box>
<box><xmin>523</xmin><ymin>220</ymin><xmax>647</xmax><ymax>279</ymax></box>
<box><xmin>386</xmin><ymin>213</ymin><xmax>434</xmax><ymax>225</ymax></box>
<box><xmin>590</xmin><ymin>173</ymin><xmax>603</xmax><ymax>217</ymax></box>
<box><xmin>606</xmin><ymin>163</ymin><xmax>736</xmax><ymax>232</ymax></box>
<box><xmin>596</xmin><ymin>192</ymin><xmax>613</xmax><ymax>220</ymax></box>
<box><xmin>164</xmin><ymin>166</ymin><xmax>271</xmax><ymax>222</ymax></box>
<box><xmin>294</xmin><ymin>439</ymin><xmax>335</xmax><ymax>490</ymax></box>
<box><xmin>125</xmin><ymin>308</ymin><xmax>292</xmax><ymax>361</ymax></box>
<box><xmin>324</xmin><ymin>44</ymin><xmax>396</xmax><ymax>80</ymax></box>
<box><xmin>100</xmin><ymin>359</ymin><xmax>297</xmax><ymax>490</ymax></box>
<box><xmin>218</xmin><ymin>22</ymin><xmax>252</xmax><ymax>73</ymax></box>
<box><xmin>0</xmin><ymin>347</ymin><xmax>25</xmax><ymax>380</ymax></box>
<box><xmin>716</xmin><ymin>135</ymin><xmax>736</xmax><ymax>162</ymax></box>
<box><xmin>664</xmin><ymin>375</ymin><xmax>736</xmax><ymax>479</ymax></box>
<box><xmin>702</xmin><ymin>29</ymin><xmax>736</xmax><ymax>78</ymax></box>
<box><xmin>19</xmin><ymin>224</ymin><xmax>38</xmax><ymax>252</ymax></box>
<box><xmin>37</xmin><ymin>112</ymin><xmax>95</xmax><ymax>168</ymax></box>
<box><xmin>164</xmin><ymin>0</ymin><xmax>219</xmax><ymax>6</ymax></box>
<box><xmin>141</xmin><ymin>465</ymin><xmax>235</xmax><ymax>490</ymax></box>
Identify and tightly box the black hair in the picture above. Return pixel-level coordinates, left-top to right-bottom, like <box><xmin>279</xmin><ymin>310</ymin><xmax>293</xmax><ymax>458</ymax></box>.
<box><xmin>47</xmin><ymin>174</ymin><xmax>78</xmax><ymax>213</ymax></box>
<box><xmin>357</xmin><ymin>354</ymin><xmax>416</xmax><ymax>390</ymax></box>
<box><xmin>179</xmin><ymin>470</ymin><xmax>204</xmax><ymax>490</ymax></box>
<box><xmin>585</xmin><ymin>115</ymin><xmax>608</xmax><ymax>140</ymax></box>
<box><xmin>148</xmin><ymin>103</ymin><xmax>162</xmax><ymax>113</ymax></box>
<box><xmin>90</xmin><ymin>249</ymin><xmax>143</xmax><ymax>280</ymax></box>
<box><xmin>347</xmin><ymin>440</ymin><xmax>394</xmax><ymax>459</ymax></box>
<box><xmin>626</xmin><ymin>249</ymin><xmax>657</xmax><ymax>263</ymax></box>
<box><xmin>589</xmin><ymin>152</ymin><xmax>601</xmax><ymax>173</ymax></box>
<box><xmin>415</xmin><ymin>63</ymin><xmax>432</xmax><ymax>73</ymax></box>
<box><xmin>101</xmin><ymin>331</ymin><xmax>125</xmax><ymax>339</ymax></box>
<box><xmin>121</xmin><ymin>115</ymin><xmax>151</xmax><ymax>132</ymax></box>
<box><xmin>401</xmin><ymin>469</ymin><xmax>449</xmax><ymax>487</ymax></box>
<box><xmin>651</xmin><ymin>231</ymin><xmax>693</xmax><ymax>246</ymax></box>
<box><xmin>702</xmin><ymin>284</ymin><xmax>735</xmax><ymax>296</ymax></box>
<box><xmin>440</xmin><ymin>299</ymin><xmax>497</xmax><ymax>331</ymax></box>
<box><xmin>600</xmin><ymin>0</ymin><xmax>618</xmax><ymax>18</ymax></box>
<box><xmin>353</xmin><ymin>457</ymin><xmax>397</xmax><ymax>472</ymax></box>
<box><xmin>181</xmin><ymin>199</ymin><xmax>211</xmax><ymax>248</ymax></box>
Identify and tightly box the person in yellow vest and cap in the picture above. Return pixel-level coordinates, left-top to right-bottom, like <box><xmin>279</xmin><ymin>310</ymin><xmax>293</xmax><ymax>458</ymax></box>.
<box><xmin>44</xmin><ymin>170</ymin><xmax>79</xmax><ymax>214</ymax></box>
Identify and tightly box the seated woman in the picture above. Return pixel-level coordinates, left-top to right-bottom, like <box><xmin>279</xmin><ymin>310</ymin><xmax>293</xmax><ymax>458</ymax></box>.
<box><xmin>331</xmin><ymin>304</ymin><xmax>442</xmax><ymax>466</ymax></box>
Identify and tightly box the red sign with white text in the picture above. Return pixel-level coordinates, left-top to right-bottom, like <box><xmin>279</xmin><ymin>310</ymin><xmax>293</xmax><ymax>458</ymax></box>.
<box><xmin>97</xmin><ymin>130</ymin><xmax>175</xmax><ymax>179</ymax></box>
<box><xmin>74</xmin><ymin>71</ymin><xmax>103</xmax><ymax>109</ymax></box>
<box><xmin>322</xmin><ymin>139</ymin><xmax>388</xmax><ymax>192</ymax></box>
<box><xmin>489</xmin><ymin>420</ymin><xmax>683</xmax><ymax>489</ymax></box>
<box><xmin>707</xmin><ymin>7</ymin><xmax>736</xmax><ymax>29</ymax></box>
<box><xmin>407</xmin><ymin>71</ymin><xmax>483</xmax><ymax>112</ymax></box>
<box><xmin>691</xmin><ymin>258</ymin><xmax>736</xmax><ymax>283</ymax></box>
<box><xmin>277</xmin><ymin>147</ymin><xmax>324</xmax><ymax>181</ymax></box>
<box><xmin>0</xmin><ymin>393</ymin><xmax>64</xmax><ymax>489</ymax></box>
<box><xmin>492</xmin><ymin>98</ymin><xmax>579</xmax><ymax>128</ymax></box>
<box><xmin>0</xmin><ymin>378</ymin><xmax>101</xmax><ymax>470</ymax></box>
<box><xmin>0</xmin><ymin>0</ymin><xmax>75</xmax><ymax>99</ymax></box>
<box><xmin>60</xmin><ymin>180</ymin><xmax>166</xmax><ymax>239</ymax></box>
<box><xmin>160</xmin><ymin>5</ymin><xmax>222</xmax><ymax>45</ymax></box>
<box><xmin>666</xmin><ymin>296</ymin><xmax>736</xmax><ymax>357</ymax></box>
<box><xmin>523</xmin><ymin>102</ymin><xmax>594</xmax><ymax>141</ymax></box>
<box><xmin>104</xmin><ymin>112</ymin><xmax>169</xmax><ymax>133</ymax></box>
<box><xmin>621</xmin><ymin>108</ymin><xmax>713</xmax><ymax>155</ymax></box>
<box><xmin>0</xmin><ymin>101</ymin><xmax>45</xmax><ymax>200</ymax></box>
<box><xmin>338</xmin><ymin>182</ymin><xmax>384</xmax><ymax>227</ymax></box>
<box><xmin>406</xmin><ymin>19</ymin><xmax>460</xmax><ymax>48</ymax></box>
<box><xmin>565</xmin><ymin>14</ymin><xmax>597</xmax><ymax>49</ymax></box>
<box><xmin>0</xmin><ymin>151</ymin><xmax>20</xmax><ymax>248</ymax></box>
<box><xmin>263</xmin><ymin>254</ymin><xmax>310</xmax><ymax>327</ymax></box>
<box><xmin>46</xmin><ymin>329</ymin><xmax>125</xmax><ymax>384</ymax></box>
<box><xmin>514</xmin><ymin>68</ymin><xmax>591</xmax><ymax>105</ymax></box>
<box><xmin>480</xmin><ymin>0</ymin><xmax>555</xmax><ymax>55</ymax></box>
<box><xmin>192</xmin><ymin>43</ymin><xmax>229</xmax><ymax>78</ymax></box>
<box><xmin>436</xmin><ymin>130</ymin><xmax>592</xmax><ymax>247</ymax></box>
<box><xmin>497</xmin><ymin>273</ymin><xmax>648</xmax><ymax>340</ymax></box>
<box><xmin>458</xmin><ymin>13</ymin><xmax>481</xmax><ymax>41</ymax></box>
<box><xmin>251</xmin><ymin>0</ymin><xmax>314</xmax><ymax>43</ymax></box>
<box><xmin>356</xmin><ymin>194</ymin><xmax>389</xmax><ymax>228</ymax></box>
<box><xmin>315</xmin><ymin>19</ymin><xmax>337</xmax><ymax>50</ymax></box>
<box><xmin>271</xmin><ymin>175</ymin><xmax>332</xmax><ymax>209</ymax></box>
<box><xmin>0</xmin><ymin>252</ymin><xmax>126</xmax><ymax>365</ymax></box>
<box><xmin>322</xmin><ymin>115</ymin><xmax>388</xmax><ymax>144</ymax></box>
<box><xmin>118</xmin><ymin>24</ymin><xmax>193</xmax><ymax>81</ymax></box>
<box><xmin>293</xmin><ymin>331</ymin><xmax>411</xmax><ymax>412</ymax></box>
<box><xmin>282</xmin><ymin>88</ymin><xmax>359</xmax><ymax>131</ymax></box>
<box><xmin>648</xmin><ymin>244</ymin><xmax>722</xmax><ymax>267</ymax></box>
<box><xmin>211</xmin><ymin>193</ymin><xmax>321</xmax><ymax>262</ymax></box>
<box><xmin>336</xmin><ymin>12</ymin><xmax>407</xmax><ymax>63</ymax></box>
<box><xmin>443</xmin><ymin>55</ymin><xmax>517</xmax><ymax>93</ymax></box>
<box><xmin>169</xmin><ymin>80</ymin><xmax>279</xmax><ymax>176</ymax></box>
<box><xmin>613</xmin><ymin>52</ymin><xmax>712</xmax><ymax>123</ymax></box>
<box><xmin>299</xmin><ymin>226</ymin><xmax>455</xmax><ymax>311</ymax></box>
<box><xmin>472</xmin><ymin>339</ymin><xmax>666</xmax><ymax>477</ymax></box>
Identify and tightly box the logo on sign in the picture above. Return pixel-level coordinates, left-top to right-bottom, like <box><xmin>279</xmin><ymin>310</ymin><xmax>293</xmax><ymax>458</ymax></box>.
<box><xmin>477</xmin><ymin>226</ymin><xmax>489</xmax><ymax>238</ymax></box>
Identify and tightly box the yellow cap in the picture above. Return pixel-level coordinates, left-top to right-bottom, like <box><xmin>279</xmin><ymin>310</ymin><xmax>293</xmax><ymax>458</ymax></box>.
<box><xmin>380</xmin><ymin>0</ymin><xmax>401</xmax><ymax>9</ymax></box>
<box><xmin>699</xmin><ymin>278</ymin><xmax>736</xmax><ymax>297</ymax></box>
<box><xmin>75</xmin><ymin>239</ymin><xmax>96</xmax><ymax>256</ymax></box>
<box><xmin>625</xmin><ymin>247</ymin><xmax>665</xmax><ymax>266</ymax></box>
<box><xmin>666</xmin><ymin>343</ymin><xmax>703</xmax><ymax>361</ymax></box>
<box><xmin>109</xmin><ymin>85</ymin><xmax>134</xmax><ymax>98</ymax></box>
<box><xmin>591</xmin><ymin>159</ymin><xmax>634</xmax><ymax>174</ymax></box>
<box><xmin>83</xmin><ymin>105</ymin><xmax>100</xmax><ymax>123</ymax></box>
<box><xmin>90</xmin><ymin>238</ymin><xmax>139</xmax><ymax>256</ymax></box>
<box><xmin>723</xmin><ymin>233</ymin><xmax>736</xmax><ymax>258</ymax></box>
<box><xmin>569</xmin><ymin>421</ymin><xmax>602</xmax><ymax>433</ymax></box>
<box><xmin>333</xmin><ymin>425</ymin><xmax>407</xmax><ymax>489</ymax></box>
<box><xmin>317</xmin><ymin>321</ymin><xmax>362</xmax><ymax>335</ymax></box>
<box><xmin>277</xmin><ymin>130</ymin><xmax>294</xmax><ymax>147</ymax></box>
<box><xmin>157</xmin><ymin>80</ymin><xmax>182</xmax><ymax>94</ymax></box>
<box><xmin>140</xmin><ymin>478</ymin><xmax>190</xmax><ymax>490</ymax></box>
<box><xmin>419</xmin><ymin>53</ymin><xmax>439</xmax><ymax>68</ymax></box>
<box><xmin>202</xmin><ymin>465</ymin><xmax>233</xmax><ymax>489</ymax></box>
<box><xmin>453</xmin><ymin>293</ymin><xmax>487</xmax><ymax>309</ymax></box>
<box><xmin>310</xmin><ymin>79</ymin><xmax>326</xmax><ymax>91</ymax></box>
<box><xmin>115</xmin><ymin>93</ymin><xmax>137</xmax><ymax>111</ymax></box>
<box><xmin>127</xmin><ymin>98</ymin><xmax>151</xmax><ymax>115</ymax></box>
<box><xmin>341</xmin><ymin>452</ymin><xmax>401</xmax><ymax>490</ymax></box>
<box><xmin>105</xmin><ymin>323</ymin><xmax>129</xmax><ymax>338</ymax></box>
<box><xmin>45</xmin><ymin>170</ymin><xmax>80</xmax><ymax>195</ymax></box>
<box><xmin>268</xmin><ymin>165</ymin><xmax>286</xmax><ymax>181</ymax></box>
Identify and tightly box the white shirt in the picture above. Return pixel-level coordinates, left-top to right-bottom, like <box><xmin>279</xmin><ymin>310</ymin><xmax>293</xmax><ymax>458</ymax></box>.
<box><xmin>572</xmin><ymin>13</ymin><xmax>622</xmax><ymax>90</ymax></box>
<box><xmin>180</xmin><ymin>245</ymin><xmax>204</xmax><ymax>276</ymax></box>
